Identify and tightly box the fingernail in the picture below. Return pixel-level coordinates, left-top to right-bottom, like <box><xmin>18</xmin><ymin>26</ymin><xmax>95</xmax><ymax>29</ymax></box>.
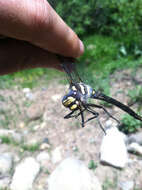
<box><xmin>79</xmin><ymin>40</ymin><xmax>84</xmax><ymax>56</ymax></box>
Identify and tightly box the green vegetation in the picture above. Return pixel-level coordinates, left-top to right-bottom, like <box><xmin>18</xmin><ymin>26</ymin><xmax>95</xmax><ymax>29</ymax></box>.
<box><xmin>77</xmin><ymin>35</ymin><xmax>142</xmax><ymax>94</ymax></box>
<box><xmin>0</xmin><ymin>135</ymin><xmax>40</xmax><ymax>152</ymax></box>
<box><xmin>119</xmin><ymin>114</ymin><xmax>142</xmax><ymax>134</ymax></box>
<box><xmin>50</xmin><ymin>0</ymin><xmax>142</xmax><ymax>55</ymax></box>
<box><xmin>102</xmin><ymin>178</ymin><xmax>117</xmax><ymax>190</ymax></box>
<box><xmin>88</xmin><ymin>160</ymin><xmax>98</xmax><ymax>170</ymax></box>
<box><xmin>21</xmin><ymin>143</ymin><xmax>40</xmax><ymax>152</ymax></box>
<box><xmin>0</xmin><ymin>136</ymin><xmax>18</xmax><ymax>146</ymax></box>
<box><xmin>45</xmin><ymin>169</ymin><xmax>50</xmax><ymax>175</ymax></box>
<box><xmin>128</xmin><ymin>86</ymin><xmax>142</xmax><ymax>108</ymax></box>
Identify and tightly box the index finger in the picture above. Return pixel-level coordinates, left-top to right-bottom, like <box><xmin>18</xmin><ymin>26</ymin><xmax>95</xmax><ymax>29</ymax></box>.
<box><xmin>0</xmin><ymin>0</ymin><xmax>84</xmax><ymax>57</ymax></box>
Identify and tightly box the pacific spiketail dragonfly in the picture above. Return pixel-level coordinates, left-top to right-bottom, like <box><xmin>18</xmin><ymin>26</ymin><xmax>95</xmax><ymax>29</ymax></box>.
<box><xmin>58</xmin><ymin>55</ymin><xmax>142</xmax><ymax>133</ymax></box>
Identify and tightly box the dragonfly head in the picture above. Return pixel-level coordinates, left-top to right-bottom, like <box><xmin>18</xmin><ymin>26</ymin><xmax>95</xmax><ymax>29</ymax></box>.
<box><xmin>62</xmin><ymin>90</ymin><xmax>80</xmax><ymax>111</ymax></box>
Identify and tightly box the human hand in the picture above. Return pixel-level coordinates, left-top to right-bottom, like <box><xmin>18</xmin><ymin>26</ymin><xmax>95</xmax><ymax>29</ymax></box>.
<box><xmin>0</xmin><ymin>0</ymin><xmax>84</xmax><ymax>75</ymax></box>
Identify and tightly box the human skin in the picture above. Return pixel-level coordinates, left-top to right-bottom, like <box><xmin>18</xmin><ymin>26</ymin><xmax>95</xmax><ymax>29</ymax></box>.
<box><xmin>0</xmin><ymin>0</ymin><xmax>84</xmax><ymax>75</ymax></box>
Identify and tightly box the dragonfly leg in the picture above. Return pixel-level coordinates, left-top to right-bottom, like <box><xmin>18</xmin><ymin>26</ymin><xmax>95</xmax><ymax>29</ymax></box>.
<box><xmin>64</xmin><ymin>109</ymin><xmax>85</xmax><ymax>119</ymax></box>
<box><xmin>83</xmin><ymin>104</ymin><xmax>106</xmax><ymax>133</ymax></box>
<box><xmin>82</xmin><ymin>104</ymin><xmax>99</xmax><ymax>123</ymax></box>
<box><xmin>79</xmin><ymin>108</ymin><xmax>85</xmax><ymax>128</ymax></box>
<box><xmin>96</xmin><ymin>118</ymin><xmax>106</xmax><ymax>134</ymax></box>
<box><xmin>85</xmin><ymin>103</ymin><xmax>120</xmax><ymax>124</ymax></box>
<box><xmin>64</xmin><ymin>108</ymin><xmax>86</xmax><ymax>128</ymax></box>
<box><xmin>64</xmin><ymin>110</ymin><xmax>76</xmax><ymax>119</ymax></box>
<box><xmin>84</xmin><ymin>109</ymin><xmax>99</xmax><ymax>123</ymax></box>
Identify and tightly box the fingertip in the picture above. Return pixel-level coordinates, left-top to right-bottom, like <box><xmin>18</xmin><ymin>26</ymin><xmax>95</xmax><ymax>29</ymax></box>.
<box><xmin>77</xmin><ymin>40</ymin><xmax>84</xmax><ymax>57</ymax></box>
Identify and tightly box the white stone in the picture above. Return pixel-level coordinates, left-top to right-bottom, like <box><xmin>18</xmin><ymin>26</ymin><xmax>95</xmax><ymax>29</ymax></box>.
<box><xmin>0</xmin><ymin>176</ymin><xmax>10</xmax><ymax>189</ymax></box>
<box><xmin>127</xmin><ymin>132</ymin><xmax>142</xmax><ymax>145</ymax></box>
<box><xmin>36</xmin><ymin>152</ymin><xmax>50</xmax><ymax>167</ymax></box>
<box><xmin>40</xmin><ymin>122</ymin><xmax>47</xmax><ymax>129</ymax></box>
<box><xmin>23</xmin><ymin>88</ymin><xmax>30</xmax><ymax>93</ymax></box>
<box><xmin>48</xmin><ymin>158</ymin><xmax>102</xmax><ymax>190</ymax></box>
<box><xmin>0</xmin><ymin>153</ymin><xmax>13</xmax><ymax>174</ymax></box>
<box><xmin>127</xmin><ymin>142</ymin><xmax>142</xmax><ymax>155</ymax></box>
<box><xmin>19</xmin><ymin>122</ymin><xmax>25</xmax><ymax>128</ymax></box>
<box><xmin>51</xmin><ymin>94</ymin><xmax>61</xmax><ymax>102</ymax></box>
<box><xmin>43</xmin><ymin>111</ymin><xmax>49</xmax><ymax>122</ymax></box>
<box><xmin>40</xmin><ymin>143</ymin><xmax>50</xmax><ymax>150</ymax></box>
<box><xmin>100</xmin><ymin>127</ymin><xmax>128</xmax><ymax>168</ymax></box>
<box><xmin>51</xmin><ymin>146</ymin><xmax>62</xmax><ymax>164</ymax></box>
<box><xmin>10</xmin><ymin>157</ymin><xmax>40</xmax><ymax>190</ymax></box>
<box><xmin>25</xmin><ymin>92</ymin><xmax>34</xmax><ymax>100</ymax></box>
<box><xmin>33</xmin><ymin>125</ymin><xmax>40</xmax><ymax>131</ymax></box>
<box><xmin>118</xmin><ymin>180</ymin><xmax>134</xmax><ymax>190</ymax></box>
<box><xmin>105</xmin><ymin>119</ymin><xmax>117</xmax><ymax>128</ymax></box>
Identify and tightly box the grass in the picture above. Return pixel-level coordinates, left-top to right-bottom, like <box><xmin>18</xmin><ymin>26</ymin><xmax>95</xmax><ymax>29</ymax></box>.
<box><xmin>102</xmin><ymin>177</ymin><xmax>118</xmax><ymax>190</ymax></box>
<box><xmin>127</xmin><ymin>86</ymin><xmax>142</xmax><ymax>108</ymax></box>
<box><xmin>21</xmin><ymin>143</ymin><xmax>40</xmax><ymax>152</ymax></box>
<box><xmin>119</xmin><ymin>114</ymin><xmax>142</xmax><ymax>134</ymax></box>
<box><xmin>0</xmin><ymin>67</ymin><xmax>63</xmax><ymax>89</ymax></box>
<box><xmin>88</xmin><ymin>160</ymin><xmax>98</xmax><ymax>170</ymax></box>
<box><xmin>0</xmin><ymin>136</ymin><xmax>18</xmax><ymax>145</ymax></box>
<box><xmin>77</xmin><ymin>35</ymin><xmax>142</xmax><ymax>94</ymax></box>
<box><xmin>0</xmin><ymin>135</ymin><xmax>40</xmax><ymax>152</ymax></box>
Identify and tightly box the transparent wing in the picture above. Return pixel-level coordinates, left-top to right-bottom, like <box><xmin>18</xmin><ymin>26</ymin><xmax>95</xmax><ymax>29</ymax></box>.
<box><xmin>57</xmin><ymin>55</ymin><xmax>83</xmax><ymax>84</ymax></box>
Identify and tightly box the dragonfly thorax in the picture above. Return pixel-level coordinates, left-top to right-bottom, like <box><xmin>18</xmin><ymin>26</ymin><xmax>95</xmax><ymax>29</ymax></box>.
<box><xmin>62</xmin><ymin>82</ymin><xmax>95</xmax><ymax>111</ymax></box>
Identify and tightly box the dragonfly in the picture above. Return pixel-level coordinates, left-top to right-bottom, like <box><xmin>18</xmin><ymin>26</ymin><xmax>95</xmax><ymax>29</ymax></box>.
<box><xmin>58</xmin><ymin>55</ymin><xmax>142</xmax><ymax>133</ymax></box>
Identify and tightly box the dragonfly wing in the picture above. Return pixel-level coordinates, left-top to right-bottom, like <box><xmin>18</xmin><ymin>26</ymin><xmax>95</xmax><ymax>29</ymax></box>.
<box><xmin>57</xmin><ymin>55</ymin><xmax>82</xmax><ymax>83</ymax></box>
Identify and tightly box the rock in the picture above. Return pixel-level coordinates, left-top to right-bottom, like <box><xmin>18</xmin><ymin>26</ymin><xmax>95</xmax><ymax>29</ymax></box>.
<box><xmin>23</xmin><ymin>88</ymin><xmax>34</xmax><ymax>100</ymax></box>
<box><xmin>26</xmin><ymin>104</ymin><xmax>43</xmax><ymax>120</ymax></box>
<box><xmin>26</xmin><ymin>138</ymin><xmax>39</xmax><ymax>146</ymax></box>
<box><xmin>40</xmin><ymin>143</ymin><xmax>50</xmax><ymax>150</ymax></box>
<box><xmin>23</xmin><ymin>88</ymin><xmax>30</xmax><ymax>93</ymax></box>
<box><xmin>127</xmin><ymin>142</ymin><xmax>142</xmax><ymax>155</ymax></box>
<box><xmin>0</xmin><ymin>153</ymin><xmax>13</xmax><ymax>174</ymax></box>
<box><xmin>40</xmin><ymin>122</ymin><xmax>47</xmax><ymax>129</ymax></box>
<box><xmin>0</xmin><ymin>129</ymin><xmax>23</xmax><ymax>144</ymax></box>
<box><xmin>118</xmin><ymin>180</ymin><xmax>134</xmax><ymax>190</ymax></box>
<box><xmin>51</xmin><ymin>94</ymin><xmax>61</xmax><ymax>102</ymax></box>
<box><xmin>10</xmin><ymin>157</ymin><xmax>40</xmax><ymax>190</ymax></box>
<box><xmin>43</xmin><ymin>111</ymin><xmax>49</xmax><ymax>122</ymax></box>
<box><xmin>36</xmin><ymin>152</ymin><xmax>50</xmax><ymax>167</ymax></box>
<box><xmin>88</xmin><ymin>137</ymin><xmax>95</xmax><ymax>144</ymax></box>
<box><xmin>42</xmin><ymin>138</ymin><xmax>49</xmax><ymax>144</ymax></box>
<box><xmin>105</xmin><ymin>119</ymin><xmax>117</xmax><ymax>128</ymax></box>
<box><xmin>100</xmin><ymin>127</ymin><xmax>128</xmax><ymax>168</ymax></box>
<box><xmin>0</xmin><ymin>176</ymin><xmax>11</xmax><ymax>189</ymax></box>
<box><xmin>25</xmin><ymin>92</ymin><xmax>34</xmax><ymax>100</ymax></box>
<box><xmin>48</xmin><ymin>158</ymin><xmax>102</xmax><ymax>190</ymax></box>
<box><xmin>33</xmin><ymin>125</ymin><xmax>40</xmax><ymax>131</ymax></box>
<box><xmin>51</xmin><ymin>146</ymin><xmax>62</xmax><ymax>164</ymax></box>
<box><xmin>19</xmin><ymin>122</ymin><xmax>25</xmax><ymax>129</ymax></box>
<box><xmin>127</xmin><ymin>132</ymin><xmax>142</xmax><ymax>145</ymax></box>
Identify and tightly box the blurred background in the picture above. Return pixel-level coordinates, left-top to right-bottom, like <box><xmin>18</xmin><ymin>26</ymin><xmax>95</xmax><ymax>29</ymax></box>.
<box><xmin>0</xmin><ymin>0</ymin><xmax>142</xmax><ymax>189</ymax></box>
